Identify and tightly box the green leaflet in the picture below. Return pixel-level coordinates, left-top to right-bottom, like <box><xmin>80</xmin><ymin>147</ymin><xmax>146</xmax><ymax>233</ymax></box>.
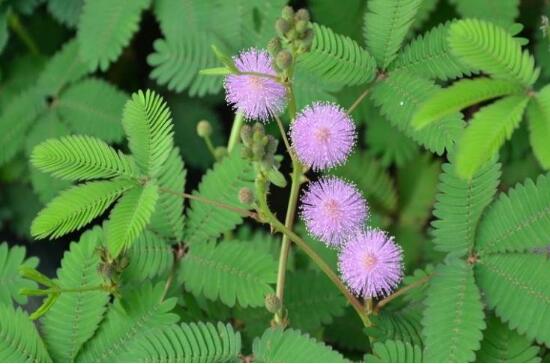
<box><xmin>365</xmin><ymin>340</ymin><xmax>423</xmax><ymax>363</ymax></box>
<box><xmin>367</xmin><ymin>309</ymin><xmax>424</xmax><ymax>348</ymax></box>
<box><xmin>412</xmin><ymin>78</ymin><xmax>523</xmax><ymax>129</ymax></box>
<box><xmin>477</xmin><ymin>173</ymin><xmax>550</xmax><ymax>254</ymax></box>
<box><xmin>448</xmin><ymin>19</ymin><xmax>539</xmax><ymax>86</ymax></box>
<box><xmin>31</xmin><ymin>179</ymin><xmax>136</xmax><ymax>239</ymax></box>
<box><xmin>41</xmin><ymin>227</ymin><xmax>110</xmax><ymax>362</ymax></box>
<box><xmin>363</xmin><ymin>0</ymin><xmax>423</xmax><ymax>68</ymax></box>
<box><xmin>423</xmin><ymin>260</ymin><xmax>485</xmax><ymax>362</ymax></box>
<box><xmin>391</xmin><ymin>22</ymin><xmax>474</xmax><ymax>81</ymax></box>
<box><xmin>448</xmin><ymin>0</ymin><xmax>520</xmax><ymax>29</ymax></box>
<box><xmin>47</xmin><ymin>0</ymin><xmax>83</xmax><ymax>28</ymax></box>
<box><xmin>77</xmin><ymin>283</ymin><xmax>178</xmax><ymax>362</ymax></box>
<box><xmin>0</xmin><ymin>305</ymin><xmax>52</xmax><ymax>362</ymax></box>
<box><xmin>0</xmin><ymin>243</ymin><xmax>39</xmax><ymax>306</ymax></box>
<box><xmin>297</xmin><ymin>23</ymin><xmax>376</xmax><ymax>86</ymax></box>
<box><xmin>77</xmin><ymin>0</ymin><xmax>150</xmax><ymax>71</ymax></box>
<box><xmin>122</xmin><ymin>89</ymin><xmax>174</xmax><ymax>178</ymax></box>
<box><xmin>476</xmin><ymin>314</ymin><xmax>541</xmax><ymax>363</ymax></box>
<box><xmin>455</xmin><ymin>94</ymin><xmax>530</xmax><ymax>180</ymax></box>
<box><xmin>475</xmin><ymin>253</ymin><xmax>550</xmax><ymax>346</ymax></box>
<box><xmin>370</xmin><ymin>70</ymin><xmax>465</xmax><ymax>155</ymax></box>
<box><xmin>526</xmin><ymin>84</ymin><xmax>550</xmax><ymax>169</ymax></box>
<box><xmin>432</xmin><ymin>155</ymin><xmax>501</xmax><ymax>255</ymax></box>
<box><xmin>123</xmin><ymin>229</ymin><xmax>173</xmax><ymax>282</ymax></box>
<box><xmin>179</xmin><ymin>240</ymin><xmax>277</xmax><ymax>308</ymax></box>
<box><xmin>116</xmin><ymin>322</ymin><xmax>242</xmax><ymax>362</ymax></box>
<box><xmin>253</xmin><ymin>328</ymin><xmax>349</xmax><ymax>363</ymax></box>
<box><xmin>106</xmin><ymin>182</ymin><xmax>159</xmax><ymax>258</ymax></box>
<box><xmin>184</xmin><ymin>145</ymin><xmax>255</xmax><ymax>246</ymax></box>
<box><xmin>31</xmin><ymin>135</ymin><xmax>138</xmax><ymax>181</ymax></box>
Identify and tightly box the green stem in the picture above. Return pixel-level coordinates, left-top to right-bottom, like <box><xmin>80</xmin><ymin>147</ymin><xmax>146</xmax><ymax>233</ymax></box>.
<box><xmin>203</xmin><ymin>135</ymin><xmax>218</xmax><ymax>160</ymax></box>
<box><xmin>274</xmin><ymin>159</ymin><xmax>303</xmax><ymax>324</ymax></box>
<box><xmin>7</xmin><ymin>9</ymin><xmax>40</xmax><ymax>56</ymax></box>
<box><xmin>227</xmin><ymin>112</ymin><xmax>244</xmax><ymax>153</ymax></box>
<box><xmin>375</xmin><ymin>273</ymin><xmax>433</xmax><ymax>312</ymax></box>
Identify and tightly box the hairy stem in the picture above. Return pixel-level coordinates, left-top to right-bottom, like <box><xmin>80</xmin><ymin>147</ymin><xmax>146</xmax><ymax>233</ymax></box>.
<box><xmin>375</xmin><ymin>273</ymin><xmax>433</xmax><ymax>312</ymax></box>
<box><xmin>274</xmin><ymin>115</ymin><xmax>293</xmax><ymax>158</ymax></box>
<box><xmin>7</xmin><ymin>10</ymin><xmax>40</xmax><ymax>56</ymax></box>
<box><xmin>347</xmin><ymin>88</ymin><xmax>370</xmax><ymax>115</ymax></box>
<box><xmin>274</xmin><ymin>159</ymin><xmax>303</xmax><ymax>324</ymax></box>
<box><xmin>227</xmin><ymin>112</ymin><xmax>244</xmax><ymax>153</ymax></box>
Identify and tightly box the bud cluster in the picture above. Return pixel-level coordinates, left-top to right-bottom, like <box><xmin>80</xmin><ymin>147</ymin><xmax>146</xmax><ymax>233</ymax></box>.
<box><xmin>268</xmin><ymin>6</ymin><xmax>313</xmax><ymax>72</ymax></box>
<box><xmin>240</xmin><ymin>123</ymin><xmax>279</xmax><ymax>171</ymax></box>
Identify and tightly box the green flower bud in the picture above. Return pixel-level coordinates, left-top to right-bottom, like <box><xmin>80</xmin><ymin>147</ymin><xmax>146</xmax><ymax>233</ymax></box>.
<box><xmin>286</xmin><ymin>29</ymin><xmax>298</xmax><ymax>41</ymax></box>
<box><xmin>276</xmin><ymin>50</ymin><xmax>293</xmax><ymax>70</ymax></box>
<box><xmin>275</xmin><ymin>18</ymin><xmax>290</xmax><ymax>36</ymax></box>
<box><xmin>295</xmin><ymin>8</ymin><xmax>310</xmax><ymax>22</ymax></box>
<box><xmin>267</xmin><ymin>37</ymin><xmax>282</xmax><ymax>56</ymax></box>
<box><xmin>266</xmin><ymin>135</ymin><xmax>279</xmax><ymax>155</ymax></box>
<box><xmin>252</xmin><ymin>144</ymin><xmax>265</xmax><ymax>160</ymax></box>
<box><xmin>196</xmin><ymin>120</ymin><xmax>212</xmax><ymax>138</ymax></box>
<box><xmin>238</xmin><ymin>187</ymin><xmax>254</xmax><ymax>205</ymax></box>
<box><xmin>214</xmin><ymin>146</ymin><xmax>227</xmax><ymax>160</ymax></box>
<box><xmin>265</xmin><ymin>294</ymin><xmax>282</xmax><ymax>313</ymax></box>
<box><xmin>298</xmin><ymin>29</ymin><xmax>314</xmax><ymax>52</ymax></box>
<box><xmin>281</xmin><ymin>6</ymin><xmax>294</xmax><ymax>20</ymax></box>
<box><xmin>295</xmin><ymin>19</ymin><xmax>308</xmax><ymax>34</ymax></box>
<box><xmin>252</xmin><ymin>122</ymin><xmax>265</xmax><ymax>135</ymax></box>
<box><xmin>240</xmin><ymin>125</ymin><xmax>253</xmax><ymax>145</ymax></box>
<box><xmin>241</xmin><ymin>146</ymin><xmax>253</xmax><ymax>160</ymax></box>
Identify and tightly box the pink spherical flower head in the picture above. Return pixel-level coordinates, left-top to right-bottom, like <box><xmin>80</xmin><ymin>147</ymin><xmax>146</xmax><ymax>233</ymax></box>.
<box><xmin>224</xmin><ymin>48</ymin><xmax>286</xmax><ymax>122</ymax></box>
<box><xmin>290</xmin><ymin>102</ymin><xmax>356</xmax><ymax>171</ymax></box>
<box><xmin>300</xmin><ymin>177</ymin><xmax>367</xmax><ymax>247</ymax></box>
<box><xmin>339</xmin><ymin>229</ymin><xmax>403</xmax><ymax>298</ymax></box>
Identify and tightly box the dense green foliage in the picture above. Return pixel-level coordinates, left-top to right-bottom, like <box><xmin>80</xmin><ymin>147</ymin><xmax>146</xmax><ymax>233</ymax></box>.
<box><xmin>1</xmin><ymin>0</ymin><xmax>550</xmax><ymax>362</ymax></box>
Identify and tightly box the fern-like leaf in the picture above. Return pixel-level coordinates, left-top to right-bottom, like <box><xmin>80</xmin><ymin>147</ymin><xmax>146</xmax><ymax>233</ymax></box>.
<box><xmin>184</xmin><ymin>146</ymin><xmax>255</xmax><ymax>246</ymax></box>
<box><xmin>31</xmin><ymin>179</ymin><xmax>135</xmax><ymax>239</ymax></box>
<box><xmin>476</xmin><ymin>314</ymin><xmax>541</xmax><ymax>363</ymax></box>
<box><xmin>477</xmin><ymin>173</ymin><xmax>550</xmax><ymax>254</ymax></box>
<box><xmin>77</xmin><ymin>284</ymin><xmax>178</xmax><ymax>362</ymax></box>
<box><xmin>116</xmin><ymin>322</ymin><xmax>241</xmax><ymax>362</ymax></box>
<box><xmin>180</xmin><ymin>240</ymin><xmax>277</xmax><ymax>307</ymax></box>
<box><xmin>297</xmin><ymin>23</ymin><xmax>376</xmax><ymax>86</ymax></box>
<box><xmin>363</xmin><ymin>0</ymin><xmax>423</xmax><ymax>68</ymax></box>
<box><xmin>475</xmin><ymin>253</ymin><xmax>550</xmax><ymax>346</ymax></box>
<box><xmin>77</xmin><ymin>0</ymin><xmax>150</xmax><ymax>71</ymax></box>
<box><xmin>57</xmin><ymin>78</ymin><xmax>127</xmax><ymax>143</ymax></box>
<box><xmin>423</xmin><ymin>259</ymin><xmax>485</xmax><ymax>362</ymax></box>
<box><xmin>449</xmin><ymin>0</ymin><xmax>520</xmax><ymax>29</ymax></box>
<box><xmin>106</xmin><ymin>182</ymin><xmax>159</xmax><ymax>258</ymax></box>
<box><xmin>31</xmin><ymin>135</ymin><xmax>138</xmax><ymax>181</ymax></box>
<box><xmin>448</xmin><ymin>19</ymin><xmax>539</xmax><ymax>86</ymax></box>
<box><xmin>527</xmin><ymin>84</ymin><xmax>550</xmax><ymax>169</ymax></box>
<box><xmin>0</xmin><ymin>243</ymin><xmax>38</xmax><ymax>306</ymax></box>
<box><xmin>413</xmin><ymin>78</ymin><xmax>523</xmax><ymax>129</ymax></box>
<box><xmin>366</xmin><ymin>309</ymin><xmax>424</xmax><ymax>347</ymax></box>
<box><xmin>390</xmin><ymin>22</ymin><xmax>474</xmax><ymax>81</ymax></box>
<box><xmin>148</xmin><ymin>148</ymin><xmax>186</xmax><ymax>241</ymax></box>
<box><xmin>122</xmin><ymin>89</ymin><xmax>174</xmax><ymax>178</ymax></box>
<box><xmin>456</xmin><ymin>94</ymin><xmax>529</xmax><ymax>179</ymax></box>
<box><xmin>432</xmin><ymin>155</ymin><xmax>501</xmax><ymax>255</ymax></box>
<box><xmin>253</xmin><ymin>328</ymin><xmax>349</xmax><ymax>362</ymax></box>
<box><xmin>365</xmin><ymin>340</ymin><xmax>423</xmax><ymax>363</ymax></box>
<box><xmin>0</xmin><ymin>305</ymin><xmax>52</xmax><ymax>362</ymax></box>
<box><xmin>41</xmin><ymin>227</ymin><xmax>110</xmax><ymax>362</ymax></box>
<box><xmin>370</xmin><ymin>70</ymin><xmax>464</xmax><ymax>155</ymax></box>
<box><xmin>47</xmin><ymin>0</ymin><xmax>83</xmax><ymax>28</ymax></box>
<box><xmin>123</xmin><ymin>229</ymin><xmax>173</xmax><ymax>282</ymax></box>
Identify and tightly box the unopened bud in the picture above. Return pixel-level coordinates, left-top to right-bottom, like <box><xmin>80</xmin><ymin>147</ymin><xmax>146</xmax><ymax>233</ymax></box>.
<box><xmin>265</xmin><ymin>294</ymin><xmax>282</xmax><ymax>313</ymax></box>
<box><xmin>295</xmin><ymin>8</ymin><xmax>310</xmax><ymax>22</ymax></box>
<box><xmin>276</xmin><ymin>50</ymin><xmax>292</xmax><ymax>70</ymax></box>
<box><xmin>214</xmin><ymin>146</ymin><xmax>227</xmax><ymax>160</ymax></box>
<box><xmin>266</xmin><ymin>135</ymin><xmax>278</xmax><ymax>155</ymax></box>
<box><xmin>298</xmin><ymin>29</ymin><xmax>314</xmax><ymax>51</ymax></box>
<box><xmin>275</xmin><ymin>18</ymin><xmax>290</xmax><ymax>36</ymax></box>
<box><xmin>286</xmin><ymin>29</ymin><xmax>298</xmax><ymax>41</ymax></box>
<box><xmin>295</xmin><ymin>19</ymin><xmax>308</xmax><ymax>34</ymax></box>
<box><xmin>252</xmin><ymin>144</ymin><xmax>265</xmax><ymax>160</ymax></box>
<box><xmin>241</xmin><ymin>146</ymin><xmax>253</xmax><ymax>159</ymax></box>
<box><xmin>196</xmin><ymin>120</ymin><xmax>212</xmax><ymax>138</ymax></box>
<box><xmin>240</xmin><ymin>125</ymin><xmax>253</xmax><ymax>145</ymax></box>
<box><xmin>281</xmin><ymin>6</ymin><xmax>294</xmax><ymax>20</ymax></box>
<box><xmin>238</xmin><ymin>187</ymin><xmax>254</xmax><ymax>205</ymax></box>
<box><xmin>268</xmin><ymin>37</ymin><xmax>282</xmax><ymax>56</ymax></box>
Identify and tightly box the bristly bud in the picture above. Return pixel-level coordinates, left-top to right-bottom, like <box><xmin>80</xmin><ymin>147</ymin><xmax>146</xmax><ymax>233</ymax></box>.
<box><xmin>214</xmin><ymin>146</ymin><xmax>227</xmax><ymax>160</ymax></box>
<box><xmin>240</xmin><ymin>124</ymin><xmax>253</xmax><ymax>145</ymax></box>
<box><xmin>266</xmin><ymin>135</ymin><xmax>278</xmax><ymax>155</ymax></box>
<box><xmin>265</xmin><ymin>294</ymin><xmax>282</xmax><ymax>313</ymax></box>
<box><xmin>295</xmin><ymin>20</ymin><xmax>308</xmax><ymax>34</ymax></box>
<box><xmin>276</xmin><ymin>50</ymin><xmax>293</xmax><ymax>70</ymax></box>
<box><xmin>276</xmin><ymin>18</ymin><xmax>290</xmax><ymax>36</ymax></box>
<box><xmin>238</xmin><ymin>187</ymin><xmax>254</xmax><ymax>205</ymax></box>
<box><xmin>298</xmin><ymin>29</ymin><xmax>314</xmax><ymax>52</ymax></box>
<box><xmin>196</xmin><ymin>120</ymin><xmax>212</xmax><ymax>138</ymax></box>
<box><xmin>281</xmin><ymin>6</ymin><xmax>294</xmax><ymax>20</ymax></box>
<box><xmin>267</xmin><ymin>37</ymin><xmax>282</xmax><ymax>56</ymax></box>
<box><xmin>295</xmin><ymin>8</ymin><xmax>310</xmax><ymax>22</ymax></box>
<box><xmin>252</xmin><ymin>122</ymin><xmax>265</xmax><ymax>138</ymax></box>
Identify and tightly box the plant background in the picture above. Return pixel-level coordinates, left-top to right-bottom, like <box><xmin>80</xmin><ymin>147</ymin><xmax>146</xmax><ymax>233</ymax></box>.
<box><xmin>1</xmin><ymin>0</ymin><xmax>550</xmax><ymax>361</ymax></box>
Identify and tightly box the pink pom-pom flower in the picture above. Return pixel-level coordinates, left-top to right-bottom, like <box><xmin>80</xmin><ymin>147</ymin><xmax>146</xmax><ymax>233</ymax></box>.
<box><xmin>290</xmin><ymin>102</ymin><xmax>356</xmax><ymax>171</ymax></box>
<box><xmin>338</xmin><ymin>229</ymin><xmax>403</xmax><ymax>298</ymax></box>
<box><xmin>300</xmin><ymin>176</ymin><xmax>367</xmax><ymax>247</ymax></box>
<box><xmin>224</xmin><ymin>48</ymin><xmax>286</xmax><ymax>122</ymax></box>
